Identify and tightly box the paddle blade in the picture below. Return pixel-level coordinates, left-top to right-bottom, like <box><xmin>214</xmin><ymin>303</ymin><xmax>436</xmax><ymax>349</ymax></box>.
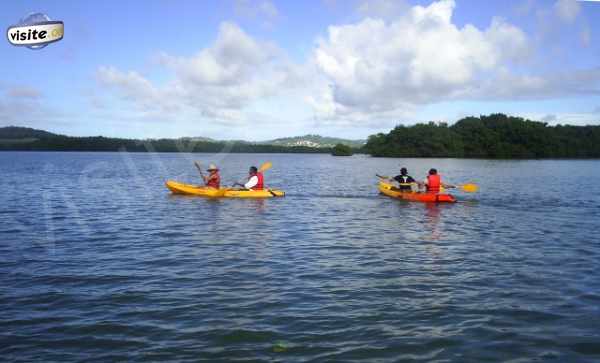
<box><xmin>258</xmin><ymin>161</ymin><xmax>272</xmax><ymax>173</ymax></box>
<box><xmin>461</xmin><ymin>183</ymin><xmax>479</xmax><ymax>193</ymax></box>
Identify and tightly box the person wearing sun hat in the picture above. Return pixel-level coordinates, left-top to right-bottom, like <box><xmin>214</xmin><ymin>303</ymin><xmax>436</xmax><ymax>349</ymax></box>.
<box><xmin>194</xmin><ymin>162</ymin><xmax>220</xmax><ymax>189</ymax></box>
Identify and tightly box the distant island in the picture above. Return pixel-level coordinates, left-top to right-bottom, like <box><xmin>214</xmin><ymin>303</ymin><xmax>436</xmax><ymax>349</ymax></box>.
<box><xmin>331</xmin><ymin>143</ymin><xmax>353</xmax><ymax>156</ymax></box>
<box><xmin>2</xmin><ymin>114</ymin><xmax>599</xmax><ymax>158</ymax></box>
<box><xmin>365</xmin><ymin>114</ymin><xmax>600</xmax><ymax>159</ymax></box>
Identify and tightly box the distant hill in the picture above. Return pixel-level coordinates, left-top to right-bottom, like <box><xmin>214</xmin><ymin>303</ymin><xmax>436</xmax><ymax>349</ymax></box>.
<box><xmin>263</xmin><ymin>134</ymin><xmax>365</xmax><ymax>148</ymax></box>
<box><xmin>0</xmin><ymin>126</ymin><xmax>58</xmax><ymax>139</ymax></box>
<box><xmin>0</xmin><ymin>126</ymin><xmax>333</xmax><ymax>153</ymax></box>
<box><xmin>0</xmin><ymin>126</ymin><xmax>365</xmax><ymax>153</ymax></box>
<box><xmin>182</xmin><ymin>136</ymin><xmax>218</xmax><ymax>143</ymax></box>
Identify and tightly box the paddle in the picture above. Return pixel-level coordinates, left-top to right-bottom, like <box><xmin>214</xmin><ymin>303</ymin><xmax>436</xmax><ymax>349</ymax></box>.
<box><xmin>376</xmin><ymin>174</ymin><xmax>478</xmax><ymax>193</ymax></box>
<box><xmin>257</xmin><ymin>162</ymin><xmax>278</xmax><ymax>196</ymax></box>
<box><xmin>258</xmin><ymin>161</ymin><xmax>272</xmax><ymax>173</ymax></box>
<box><xmin>194</xmin><ymin>162</ymin><xmax>205</xmax><ymax>179</ymax></box>
<box><xmin>458</xmin><ymin>183</ymin><xmax>478</xmax><ymax>193</ymax></box>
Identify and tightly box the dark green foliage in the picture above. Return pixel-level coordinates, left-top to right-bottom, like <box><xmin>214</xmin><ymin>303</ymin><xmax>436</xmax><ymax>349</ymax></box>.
<box><xmin>331</xmin><ymin>143</ymin><xmax>353</xmax><ymax>156</ymax></box>
<box><xmin>0</xmin><ymin>127</ymin><xmax>327</xmax><ymax>153</ymax></box>
<box><xmin>365</xmin><ymin>114</ymin><xmax>600</xmax><ymax>159</ymax></box>
<box><xmin>0</xmin><ymin>126</ymin><xmax>57</xmax><ymax>139</ymax></box>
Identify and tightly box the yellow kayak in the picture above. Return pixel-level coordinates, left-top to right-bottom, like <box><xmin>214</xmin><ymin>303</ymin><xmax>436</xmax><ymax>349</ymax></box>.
<box><xmin>165</xmin><ymin>180</ymin><xmax>285</xmax><ymax>198</ymax></box>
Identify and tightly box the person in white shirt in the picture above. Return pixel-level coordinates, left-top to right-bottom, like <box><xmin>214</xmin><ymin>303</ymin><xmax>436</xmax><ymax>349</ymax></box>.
<box><xmin>233</xmin><ymin>166</ymin><xmax>264</xmax><ymax>190</ymax></box>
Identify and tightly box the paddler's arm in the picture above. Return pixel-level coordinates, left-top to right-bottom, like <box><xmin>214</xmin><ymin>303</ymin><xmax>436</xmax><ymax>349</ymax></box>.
<box><xmin>205</xmin><ymin>173</ymin><xmax>218</xmax><ymax>185</ymax></box>
<box><xmin>386</xmin><ymin>175</ymin><xmax>399</xmax><ymax>184</ymax></box>
<box><xmin>376</xmin><ymin>174</ymin><xmax>394</xmax><ymax>182</ymax></box>
<box><xmin>244</xmin><ymin>176</ymin><xmax>258</xmax><ymax>189</ymax></box>
<box><xmin>194</xmin><ymin>162</ymin><xmax>207</xmax><ymax>181</ymax></box>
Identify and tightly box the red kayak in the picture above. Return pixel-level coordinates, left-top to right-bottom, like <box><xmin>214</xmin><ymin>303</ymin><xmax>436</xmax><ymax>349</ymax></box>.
<box><xmin>379</xmin><ymin>181</ymin><xmax>456</xmax><ymax>203</ymax></box>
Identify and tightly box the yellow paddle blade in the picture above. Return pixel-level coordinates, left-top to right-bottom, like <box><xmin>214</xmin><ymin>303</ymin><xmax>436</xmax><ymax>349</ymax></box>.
<box><xmin>461</xmin><ymin>183</ymin><xmax>479</xmax><ymax>193</ymax></box>
<box><xmin>258</xmin><ymin>161</ymin><xmax>272</xmax><ymax>173</ymax></box>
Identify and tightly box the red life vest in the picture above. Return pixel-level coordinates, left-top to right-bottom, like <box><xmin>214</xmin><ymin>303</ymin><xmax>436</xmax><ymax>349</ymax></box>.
<box><xmin>426</xmin><ymin>174</ymin><xmax>441</xmax><ymax>193</ymax></box>
<box><xmin>206</xmin><ymin>173</ymin><xmax>220</xmax><ymax>189</ymax></box>
<box><xmin>252</xmin><ymin>172</ymin><xmax>264</xmax><ymax>190</ymax></box>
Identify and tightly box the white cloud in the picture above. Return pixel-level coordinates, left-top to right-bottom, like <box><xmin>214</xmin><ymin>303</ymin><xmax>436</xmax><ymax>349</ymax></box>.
<box><xmin>309</xmin><ymin>0</ymin><xmax>531</xmax><ymax>122</ymax></box>
<box><xmin>0</xmin><ymin>85</ymin><xmax>65</xmax><ymax>128</ymax></box>
<box><xmin>97</xmin><ymin>22</ymin><xmax>304</xmax><ymax>125</ymax></box>
<box><xmin>522</xmin><ymin>111</ymin><xmax>599</xmax><ymax>126</ymax></box>
<box><xmin>541</xmin><ymin>114</ymin><xmax>558</xmax><ymax>123</ymax></box>
<box><xmin>554</xmin><ymin>0</ymin><xmax>580</xmax><ymax>23</ymax></box>
<box><xmin>94</xmin><ymin>1</ymin><xmax>600</xmax><ymax>131</ymax></box>
<box><xmin>0</xmin><ymin>95</ymin><xmax>68</xmax><ymax>128</ymax></box>
<box><xmin>307</xmin><ymin>0</ymin><xmax>600</xmax><ymax>125</ymax></box>
<box><xmin>466</xmin><ymin>67</ymin><xmax>600</xmax><ymax>101</ymax></box>
<box><xmin>6</xmin><ymin>86</ymin><xmax>42</xmax><ymax>99</ymax></box>
<box><xmin>97</xmin><ymin>66</ymin><xmax>162</xmax><ymax>105</ymax></box>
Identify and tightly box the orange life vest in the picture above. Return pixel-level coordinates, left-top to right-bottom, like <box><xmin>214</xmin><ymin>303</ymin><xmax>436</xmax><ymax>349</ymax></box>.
<box><xmin>252</xmin><ymin>172</ymin><xmax>264</xmax><ymax>190</ymax></box>
<box><xmin>426</xmin><ymin>174</ymin><xmax>441</xmax><ymax>193</ymax></box>
<box><xmin>206</xmin><ymin>173</ymin><xmax>220</xmax><ymax>189</ymax></box>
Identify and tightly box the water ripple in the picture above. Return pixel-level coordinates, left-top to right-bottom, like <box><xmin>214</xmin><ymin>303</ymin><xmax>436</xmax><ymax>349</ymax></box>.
<box><xmin>1</xmin><ymin>153</ymin><xmax>600</xmax><ymax>361</ymax></box>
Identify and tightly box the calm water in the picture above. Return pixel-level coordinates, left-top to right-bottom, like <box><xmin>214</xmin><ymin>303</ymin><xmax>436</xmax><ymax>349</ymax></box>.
<box><xmin>1</xmin><ymin>152</ymin><xmax>600</xmax><ymax>362</ymax></box>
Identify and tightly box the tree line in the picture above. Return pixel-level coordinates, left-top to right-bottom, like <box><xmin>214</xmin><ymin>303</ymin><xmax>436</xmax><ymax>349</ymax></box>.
<box><xmin>4</xmin><ymin>115</ymin><xmax>600</xmax><ymax>158</ymax></box>
<box><xmin>364</xmin><ymin>114</ymin><xmax>600</xmax><ymax>158</ymax></box>
<box><xmin>0</xmin><ymin>134</ymin><xmax>328</xmax><ymax>154</ymax></box>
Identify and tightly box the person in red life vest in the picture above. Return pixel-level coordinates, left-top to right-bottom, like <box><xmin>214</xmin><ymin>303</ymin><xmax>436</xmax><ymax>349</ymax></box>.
<box><xmin>234</xmin><ymin>166</ymin><xmax>264</xmax><ymax>190</ymax></box>
<box><xmin>195</xmin><ymin>162</ymin><xmax>220</xmax><ymax>189</ymax></box>
<box><xmin>419</xmin><ymin>168</ymin><xmax>454</xmax><ymax>193</ymax></box>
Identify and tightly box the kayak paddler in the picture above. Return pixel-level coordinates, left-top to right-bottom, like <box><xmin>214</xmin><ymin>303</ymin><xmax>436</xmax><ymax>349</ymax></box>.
<box><xmin>392</xmin><ymin>167</ymin><xmax>416</xmax><ymax>191</ymax></box>
<box><xmin>194</xmin><ymin>162</ymin><xmax>220</xmax><ymax>189</ymax></box>
<box><xmin>419</xmin><ymin>168</ymin><xmax>454</xmax><ymax>193</ymax></box>
<box><xmin>233</xmin><ymin>166</ymin><xmax>264</xmax><ymax>190</ymax></box>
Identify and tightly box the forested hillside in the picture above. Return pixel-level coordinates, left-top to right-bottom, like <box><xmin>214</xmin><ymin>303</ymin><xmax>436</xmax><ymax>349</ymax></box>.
<box><xmin>365</xmin><ymin>114</ymin><xmax>600</xmax><ymax>158</ymax></box>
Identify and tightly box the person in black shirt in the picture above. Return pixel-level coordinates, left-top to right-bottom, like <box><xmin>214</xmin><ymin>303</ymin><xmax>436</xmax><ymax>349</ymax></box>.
<box><xmin>392</xmin><ymin>167</ymin><xmax>416</xmax><ymax>191</ymax></box>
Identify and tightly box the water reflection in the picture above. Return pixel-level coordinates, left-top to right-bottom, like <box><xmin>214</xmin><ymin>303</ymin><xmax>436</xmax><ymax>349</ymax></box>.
<box><xmin>248</xmin><ymin>199</ymin><xmax>266</xmax><ymax>213</ymax></box>
<box><xmin>424</xmin><ymin>203</ymin><xmax>442</xmax><ymax>242</ymax></box>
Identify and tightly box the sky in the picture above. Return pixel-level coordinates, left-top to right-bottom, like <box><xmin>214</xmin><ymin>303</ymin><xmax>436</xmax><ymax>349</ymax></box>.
<box><xmin>1</xmin><ymin>0</ymin><xmax>600</xmax><ymax>140</ymax></box>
